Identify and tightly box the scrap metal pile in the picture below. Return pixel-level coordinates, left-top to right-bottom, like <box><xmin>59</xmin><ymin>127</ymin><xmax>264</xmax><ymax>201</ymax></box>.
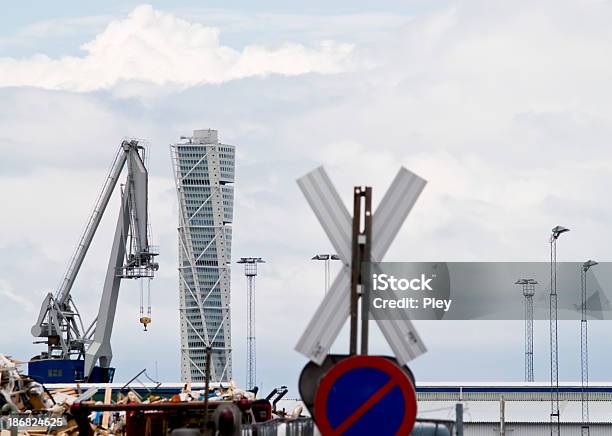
<box><xmin>0</xmin><ymin>354</ymin><xmax>101</xmax><ymax>435</ymax></box>
<box><xmin>0</xmin><ymin>355</ymin><xmax>305</xmax><ymax>435</ymax></box>
<box><xmin>0</xmin><ymin>354</ymin><xmax>74</xmax><ymax>434</ymax></box>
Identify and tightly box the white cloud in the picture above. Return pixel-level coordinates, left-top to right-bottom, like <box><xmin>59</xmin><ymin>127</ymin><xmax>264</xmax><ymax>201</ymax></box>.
<box><xmin>0</xmin><ymin>5</ymin><xmax>354</xmax><ymax>92</ymax></box>
<box><xmin>0</xmin><ymin>279</ymin><xmax>35</xmax><ymax>312</ymax></box>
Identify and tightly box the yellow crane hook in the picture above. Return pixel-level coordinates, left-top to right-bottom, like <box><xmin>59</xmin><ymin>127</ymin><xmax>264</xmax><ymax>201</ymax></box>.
<box><xmin>140</xmin><ymin>316</ymin><xmax>151</xmax><ymax>331</ymax></box>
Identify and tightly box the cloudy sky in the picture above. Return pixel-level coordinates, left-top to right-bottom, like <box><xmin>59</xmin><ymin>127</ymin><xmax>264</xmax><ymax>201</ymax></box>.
<box><xmin>2</xmin><ymin>0</ymin><xmax>612</xmax><ymax>396</ymax></box>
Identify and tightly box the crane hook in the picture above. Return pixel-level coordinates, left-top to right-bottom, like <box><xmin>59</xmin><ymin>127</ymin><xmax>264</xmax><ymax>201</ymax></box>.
<box><xmin>140</xmin><ymin>316</ymin><xmax>151</xmax><ymax>331</ymax></box>
<box><xmin>139</xmin><ymin>278</ymin><xmax>152</xmax><ymax>331</ymax></box>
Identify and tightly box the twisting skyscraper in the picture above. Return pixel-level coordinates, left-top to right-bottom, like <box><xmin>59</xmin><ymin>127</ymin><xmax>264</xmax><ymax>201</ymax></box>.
<box><xmin>171</xmin><ymin>129</ymin><xmax>234</xmax><ymax>382</ymax></box>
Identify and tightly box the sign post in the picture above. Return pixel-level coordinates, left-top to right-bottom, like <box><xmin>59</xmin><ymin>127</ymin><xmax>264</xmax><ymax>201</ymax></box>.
<box><xmin>349</xmin><ymin>186</ymin><xmax>373</xmax><ymax>355</ymax></box>
<box><xmin>296</xmin><ymin>166</ymin><xmax>426</xmax><ymax>435</ymax></box>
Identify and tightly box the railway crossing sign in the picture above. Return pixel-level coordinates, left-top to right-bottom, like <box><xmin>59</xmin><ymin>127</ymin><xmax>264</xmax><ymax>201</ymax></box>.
<box><xmin>295</xmin><ymin>166</ymin><xmax>428</xmax><ymax>366</ymax></box>
<box><xmin>314</xmin><ymin>355</ymin><xmax>418</xmax><ymax>435</ymax></box>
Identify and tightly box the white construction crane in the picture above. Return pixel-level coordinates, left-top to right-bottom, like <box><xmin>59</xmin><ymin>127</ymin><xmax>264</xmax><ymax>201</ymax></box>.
<box><xmin>30</xmin><ymin>139</ymin><xmax>159</xmax><ymax>383</ymax></box>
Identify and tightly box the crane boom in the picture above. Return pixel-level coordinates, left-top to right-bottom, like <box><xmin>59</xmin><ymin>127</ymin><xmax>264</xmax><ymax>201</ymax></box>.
<box><xmin>57</xmin><ymin>149</ymin><xmax>128</xmax><ymax>306</ymax></box>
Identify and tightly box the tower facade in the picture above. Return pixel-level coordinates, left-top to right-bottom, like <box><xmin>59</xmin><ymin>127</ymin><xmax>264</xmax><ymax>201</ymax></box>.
<box><xmin>171</xmin><ymin>129</ymin><xmax>235</xmax><ymax>383</ymax></box>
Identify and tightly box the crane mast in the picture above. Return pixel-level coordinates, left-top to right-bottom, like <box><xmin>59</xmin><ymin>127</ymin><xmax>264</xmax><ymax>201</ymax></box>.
<box><xmin>30</xmin><ymin>139</ymin><xmax>158</xmax><ymax>382</ymax></box>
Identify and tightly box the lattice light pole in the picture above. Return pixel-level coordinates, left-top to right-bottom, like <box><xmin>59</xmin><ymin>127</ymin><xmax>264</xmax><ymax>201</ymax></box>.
<box><xmin>516</xmin><ymin>278</ymin><xmax>537</xmax><ymax>382</ymax></box>
<box><xmin>581</xmin><ymin>260</ymin><xmax>597</xmax><ymax>436</ymax></box>
<box><xmin>237</xmin><ymin>257</ymin><xmax>265</xmax><ymax>390</ymax></box>
<box><xmin>549</xmin><ymin>225</ymin><xmax>569</xmax><ymax>436</ymax></box>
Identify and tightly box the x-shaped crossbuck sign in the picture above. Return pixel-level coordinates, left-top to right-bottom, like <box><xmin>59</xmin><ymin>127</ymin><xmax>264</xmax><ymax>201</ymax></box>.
<box><xmin>295</xmin><ymin>166</ymin><xmax>428</xmax><ymax>366</ymax></box>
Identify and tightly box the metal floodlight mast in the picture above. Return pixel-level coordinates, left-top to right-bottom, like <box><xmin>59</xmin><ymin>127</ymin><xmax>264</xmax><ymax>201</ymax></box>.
<box><xmin>581</xmin><ymin>260</ymin><xmax>597</xmax><ymax>436</ymax></box>
<box><xmin>237</xmin><ymin>257</ymin><xmax>265</xmax><ymax>390</ymax></box>
<box><xmin>311</xmin><ymin>254</ymin><xmax>341</xmax><ymax>293</ymax></box>
<box><xmin>549</xmin><ymin>225</ymin><xmax>569</xmax><ymax>436</ymax></box>
<box><xmin>516</xmin><ymin>278</ymin><xmax>537</xmax><ymax>382</ymax></box>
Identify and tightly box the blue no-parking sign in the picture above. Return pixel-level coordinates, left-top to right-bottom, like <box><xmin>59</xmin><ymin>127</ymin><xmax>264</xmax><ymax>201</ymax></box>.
<box><xmin>314</xmin><ymin>355</ymin><xmax>417</xmax><ymax>435</ymax></box>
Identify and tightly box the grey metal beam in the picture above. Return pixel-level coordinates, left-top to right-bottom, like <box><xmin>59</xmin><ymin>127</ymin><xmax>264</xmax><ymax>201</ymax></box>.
<box><xmin>57</xmin><ymin>150</ymin><xmax>128</xmax><ymax>305</ymax></box>
<box><xmin>297</xmin><ymin>166</ymin><xmax>352</xmax><ymax>263</ymax></box>
<box><xmin>372</xmin><ymin>167</ymin><xmax>426</xmax><ymax>260</ymax></box>
<box><xmin>371</xmin><ymin>167</ymin><xmax>428</xmax><ymax>366</ymax></box>
<box><xmin>84</xmin><ymin>190</ymin><xmax>130</xmax><ymax>376</ymax></box>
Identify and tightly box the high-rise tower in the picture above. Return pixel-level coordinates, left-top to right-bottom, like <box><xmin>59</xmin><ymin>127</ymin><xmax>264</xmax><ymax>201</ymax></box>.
<box><xmin>171</xmin><ymin>129</ymin><xmax>235</xmax><ymax>383</ymax></box>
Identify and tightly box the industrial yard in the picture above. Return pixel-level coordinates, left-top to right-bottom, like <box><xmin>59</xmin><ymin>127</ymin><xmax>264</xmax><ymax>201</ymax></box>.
<box><xmin>3</xmin><ymin>1</ymin><xmax>612</xmax><ymax>435</ymax></box>
<box><xmin>0</xmin><ymin>130</ymin><xmax>608</xmax><ymax>435</ymax></box>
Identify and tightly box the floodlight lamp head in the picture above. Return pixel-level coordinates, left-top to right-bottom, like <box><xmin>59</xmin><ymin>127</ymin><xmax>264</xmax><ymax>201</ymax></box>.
<box><xmin>551</xmin><ymin>225</ymin><xmax>570</xmax><ymax>240</ymax></box>
<box><xmin>312</xmin><ymin>254</ymin><xmax>340</xmax><ymax>261</ymax></box>
<box><xmin>237</xmin><ymin>257</ymin><xmax>266</xmax><ymax>264</ymax></box>
<box><xmin>515</xmin><ymin>279</ymin><xmax>528</xmax><ymax>285</ymax></box>
<box><xmin>583</xmin><ymin>260</ymin><xmax>598</xmax><ymax>271</ymax></box>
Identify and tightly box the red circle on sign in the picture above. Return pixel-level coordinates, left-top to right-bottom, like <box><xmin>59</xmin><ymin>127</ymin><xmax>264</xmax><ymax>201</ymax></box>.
<box><xmin>314</xmin><ymin>355</ymin><xmax>417</xmax><ymax>435</ymax></box>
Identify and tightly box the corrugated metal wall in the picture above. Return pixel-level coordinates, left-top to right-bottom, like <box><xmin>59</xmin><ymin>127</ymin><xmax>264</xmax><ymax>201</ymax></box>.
<box><xmin>465</xmin><ymin>423</ymin><xmax>612</xmax><ymax>435</ymax></box>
